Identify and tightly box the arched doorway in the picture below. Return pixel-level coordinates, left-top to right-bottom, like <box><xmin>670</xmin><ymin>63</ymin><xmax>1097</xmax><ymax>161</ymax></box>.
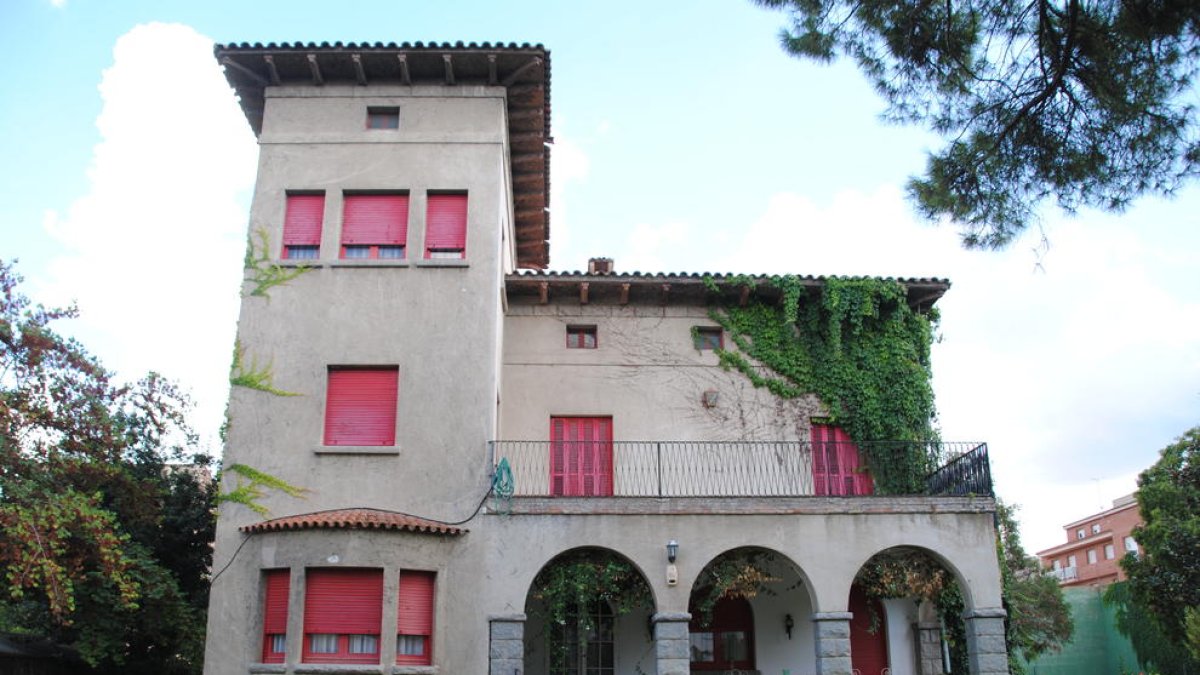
<box><xmin>523</xmin><ymin>548</ymin><xmax>655</xmax><ymax>675</ymax></box>
<box><xmin>688</xmin><ymin>594</ymin><xmax>755</xmax><ymax>672</ymax></box>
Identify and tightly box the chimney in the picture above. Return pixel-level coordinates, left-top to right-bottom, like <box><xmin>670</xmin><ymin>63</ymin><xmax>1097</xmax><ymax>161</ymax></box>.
<box><xmin>587</xmin><ymin>257</ymin><xmax>614</xmax><ymax>275</ymax></box>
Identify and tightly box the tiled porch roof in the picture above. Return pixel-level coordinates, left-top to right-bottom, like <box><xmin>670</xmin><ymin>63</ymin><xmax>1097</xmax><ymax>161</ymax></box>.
<box><xmin>240</xmin><ymin>507</ymin><xmax>467</xmax><ymax>535</ymax></box>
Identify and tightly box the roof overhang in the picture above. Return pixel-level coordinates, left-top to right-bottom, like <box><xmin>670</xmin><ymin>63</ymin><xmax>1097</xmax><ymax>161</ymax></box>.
<box><xmin>214</xmin><ymin>41</ymin><xmax>551</xmax><ymax>269</ymax></box>
<box><xmin>240</xmin><ymin>507</ymin><xmax>466</xmax><ymax>536</ymax></box>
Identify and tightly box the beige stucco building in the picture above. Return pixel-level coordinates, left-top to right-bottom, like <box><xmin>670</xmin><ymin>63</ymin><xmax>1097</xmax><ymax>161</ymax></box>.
<box><xmin>204</xmin><ymin>42</ymin><xmax>1010</xmax><ymax>675</ymax></box>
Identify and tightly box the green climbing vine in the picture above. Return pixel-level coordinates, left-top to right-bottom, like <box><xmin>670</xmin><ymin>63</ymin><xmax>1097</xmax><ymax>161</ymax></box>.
<box><xmin>692</xmin><ymin>548</ymin><xmax>785</xmax><ymax>625</ymax></box>
<box><xmin>244</xmin><ymin>227</ymin><xmax>312</xmax><ymax>298</ymax></box>
<box><xmin>530</xmin><ymin>550</ymin><xmax>654</xmax><ymax>672</ymax></box>
<box><xmin>217</xmin><ymin>463</ymin><xmax>307</xmax><ymax>516</ymax></box>
<box><xmin>229</xmin><ymin>340</ymin><xmax>300</xmax><ymax>397</ymax></box>
<box><xmin>705</xmin><ymin>275</ymin><xmax>940</xmax><ymax>494</ymax></box>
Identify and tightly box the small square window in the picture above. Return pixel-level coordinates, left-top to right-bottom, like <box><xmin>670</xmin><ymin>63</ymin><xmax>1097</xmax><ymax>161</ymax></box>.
<box><xmin>1092</xmin><ymin>523</ymin><xmax>1101</xmax><ymax>534</ymax></box>
<box><xmin>367</xmin><ymin>107</ymin><xmax>399</xmax><ymax>129</ymax></box>
<box><xmin>1087</xmin><ymin>549</ymin><xmax>1097</xmax><ymax>565</ymax></box>
<box><xmin>1076</xmin><ymin>528</ymin><xmax>1086</xmax><ymax>539</ymax></box>
<box><xmin>1067</xmin><ymin>555</ymin><xmax>1077</xmax><ymax>568</ymax></box>
<box><xmin>693</xmin><ymin>327</ymin><xmax>723</xmax><ymax>351</ymax></box>
<box><xmin>1105</xmin><ymin>544</ymin><xmax>1115</xmax><ymax>559</ymax></box>
<box><xmin>567</xmin><ymin>325</ymin><xmax>597</xmax><ymax>349</ymax></box>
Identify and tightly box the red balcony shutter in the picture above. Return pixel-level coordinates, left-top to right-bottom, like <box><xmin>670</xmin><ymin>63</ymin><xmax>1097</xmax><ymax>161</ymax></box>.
<box><xmin>283</xmin><ymin>194</ymin><xmax>325</xmax><ymax>247</ymax></box>
<box><xmin>397</xmin><ymin>571</ymin><xmax>434</xmax><ymax>665</ymax></box>
<box><xmin>304</xmin><ymin>569</ymin><xmax>383</xmax><ymax>634</ymax></box>
<box><xmin>550</xmin><ymin>417</ymin><xmax>613</xmax><ymax>496</ymax></box>
<box><xmin>342</xmin><ymin>194</ymin><xmax>409</xmax><ymax>245</ymax></box>
<box><xmin>424</xmin><ymin>194</ymin><xmax>467</xmax><ymax>257</ymax></box>
<box><xmin>262</xmin><ymin>569</ymin><xmax>290</xmax><ymax>663</ymax></box>
<box><xmin>811</xmin><ymin>425</ymin><xmax>874</xmax><ymax>496</ymax></box>
<box><xmin>324</xmin><ymin>368</ymin><xmax>399</xmax><ymax>446</ymax></box>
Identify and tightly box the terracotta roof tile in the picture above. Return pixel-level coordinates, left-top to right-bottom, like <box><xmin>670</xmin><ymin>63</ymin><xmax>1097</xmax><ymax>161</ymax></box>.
<box><xmin>241</xmin><ymin>508</ymin><xmax>466</xmax><ymax>535</ymax></box>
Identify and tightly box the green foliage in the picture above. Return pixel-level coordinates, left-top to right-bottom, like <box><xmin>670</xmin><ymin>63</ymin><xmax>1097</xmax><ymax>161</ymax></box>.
<box><xmin>756</xmin><ymin>0</ymin><xmax>1200</xmax><ymax>248</ymax></box>
<box><xmin>244</xmin><ymin>228</ymin><xmax>311</xmax><ymax>297</ymax></box>
<box><xmin>229</xmin><ymin>340</ymin><xmax>299</xmax><ymax>397</ymax></box>
<box><xmin>708</xmin><ymin>275</ymin><xmax>939</xmax><ymax>493</ymax></box>
<box><xmin>529</xmin><ymin>549</ymin><xmax>653</xmax><ymax>672</ymax></box>
<box><xmin>217</xmin><ymin>463</ymin><xmax>306</xmax><ymax>516</ymax></box>
<box><xmin>691</xmin><ymin>548</ymin><xmax>784</xmax><ymax>625</ymax></box>
<box><xmin>1106</xmin><ymin>580</ymin><xmax>1200</xmax><ymax>675</ymax></box>
<box><xmin>0</xmin><ymin>260</ymin><xmax>215</xmax><ymax>673</ymax></box>
<box><xmin>1122</xmin><ymin>426</ymin><xmax>1200</xmax><ymax>651</ymax></box>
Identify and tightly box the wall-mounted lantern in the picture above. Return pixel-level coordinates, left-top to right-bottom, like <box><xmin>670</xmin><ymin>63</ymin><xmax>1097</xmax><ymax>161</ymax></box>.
<box><xmin>666</xmin><ymin>540</ymin><xmax>679</xmax><ymax>563</ymax></box>
<box><xmin>785</xmin><ymin>613</ymin><xmax>794</xmax><ymax>640</ymax></box>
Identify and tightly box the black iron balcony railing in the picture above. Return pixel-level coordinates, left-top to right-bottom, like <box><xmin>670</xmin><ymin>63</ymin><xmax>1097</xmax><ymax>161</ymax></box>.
<box><xmin>488</xmin><ymin>440</ymin><xmax>991</xmax><ymax>498</ymax></box>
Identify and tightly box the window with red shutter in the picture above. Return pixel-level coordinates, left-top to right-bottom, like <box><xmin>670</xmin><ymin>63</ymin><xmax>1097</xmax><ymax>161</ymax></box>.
<box><xmin>424</xmin><ymin>193</ymin><xmax>467</xmax><ymax>259</ymax></box>
<box><xmin>549</xmin><ymin>417</ymin><xmax>613</xmax><ymax>496</ymax></box>
<box><xmin>303</xmin><ymin>569</ymin><xmax>383</xmax><ymax>664</ymax></box>
<box><xmin>341</xmin><ymin>194</ymin><xmax>409</xmax><ymax>259</ymax></box>
<box><xmin>262</xmin><ymin>569</ymin><xmax>289</xmax><ymax>663</ymax></box>
<box><xmin>811</xmin><ymin>424</ymin><xmax>874</xmax><ymax>496</ymax></box>
<box><xmin>566</xmin><ymin>325</ymin><xmax>597</xmax><ymax>349</ymax></box>
<box><xmin>324</xmin><ymin>368</ymin><xmax>399</xmax><ymax>446</ymax></box>
<box><xmin>396</xmin><ymin>571</ymin><xmax>435</xmax><ymax>665</ymax></box>
<box><xmin>282</xmin><ymin>193</ymin><xmax>325</xmax><ymax>260</ymax></box>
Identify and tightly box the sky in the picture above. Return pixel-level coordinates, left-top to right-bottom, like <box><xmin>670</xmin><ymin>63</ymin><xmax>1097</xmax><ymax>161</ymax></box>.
<box><xmin>1</xmin><ymin>0</ymin><xmax>1197</xmax><ymax>553</ymax></box>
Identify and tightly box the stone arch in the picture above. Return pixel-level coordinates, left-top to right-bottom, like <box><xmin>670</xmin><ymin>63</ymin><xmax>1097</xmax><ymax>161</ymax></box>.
<box><xmin>686</xmin><ymin>546</ymin><xmax>815</xmax><ymax>675</ymax></box>
<box><xmin>522</xmin><ymin>546</ymin><xmax>658</xmax><ymax>675</ymax></box>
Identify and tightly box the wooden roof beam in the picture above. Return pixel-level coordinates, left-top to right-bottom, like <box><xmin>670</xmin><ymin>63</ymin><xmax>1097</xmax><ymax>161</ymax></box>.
<box><xmin>443</xmin><ymin>54</ymin><xmax>455</xmax><ymax>85</ymax></box>
<box><xmin>306</xmin><ymin>54</ymin><xmax>324</xmax><ymax>85</ymax></box>
<box><xmin>487</xmin><ymin>54</ymin><xmax>498</xmax><ymax>85</ymax></box>
<box><xmin>351</xmin><ymin>54</ymin><xmax>367</xmax><ymax>85</ymax></box>
<box><xmin>262</xmin><ymin>55</ymin><xmax>281</xmax><ymax>85</ymax></box>
<box><xmin>660</xmin><ymin>284</ymin><xmax>672</xmax><ymax>305</ymax></box>
<box><xmin>619</xmin><ymin>283</ymin><xmax>630</xmax><ymax>305</ymax></box>
<box><xmin>739</xmin><ymin>285</ymin><xmax>751</xmax><ymax>307</ymax></box>
<box><xmin>397</xmin><ymin>54</ymin><xmax>411</xmax><ymax>85</ymax></box>
<box><xmin>502</xmin><ymin>57</ymin><xmax>542</xmax><ymax>86</ymax></box>
<box><xmin>538</xmin><ymin>281</ymin><xmax>549</xmax><ymax>304</ymax></box>
<box><xmin>221</xmin><ymin>57</ymin><xmax>269</xmax><ymax>86</ymax></box>
<box><xmin>580</xmin><ymin>282</ymin><xmax>589</xmax><ymax>305</ymax></box>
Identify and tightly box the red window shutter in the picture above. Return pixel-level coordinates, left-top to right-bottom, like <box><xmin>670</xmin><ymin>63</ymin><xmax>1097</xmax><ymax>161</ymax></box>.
<box><xmin>550</xmin><ymin>417</ymin><xmax>613</xmax><ymax>496</ymax></box>
<box><xmin>283</xmin><ymin>194</ymin><xmax>325</xmax><ymax>247</ymax></box>
<box><xmin>397</xmin><ymin>571</ymin><xmax>435</xmax><ymax>665</ymax></box>
<box><xmin>424</xmin><ymin>194</ymin><xmax>467</xmax><ymax>257</ymax></box>
<box><xmin>324</xmin><ymin>368</ymin><xmax>398</xmax><ymax>446</ymax></box>
<box><xmin>262</xmin><ymin>569</ymin><xmax>290</xmax><ymax>663</ymax></box>
<box><xmin>811</xmin><ymin>425</ymin><xmax>874</xmax><ymax>496</ymax></box>
<box><xmin>342</xmin><ymin>194</ymin><xmax>409</xmax><ymax>245</ymax></box>
<box><xmin>304</xmin><ymin>569</ymin><xmax>383</xmax><ymax>634</ymax></box>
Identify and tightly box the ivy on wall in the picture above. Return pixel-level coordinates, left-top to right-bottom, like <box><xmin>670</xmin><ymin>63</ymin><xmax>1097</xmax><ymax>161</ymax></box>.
<box><xmin>243</xmin><ymin>228</ymin><xmax>311</xmax><ymax>298</ymax></box>
<box><xmin>704</xmin><ymin>275</ymin><xmax>940</xmax><ymax>494</ymax></box>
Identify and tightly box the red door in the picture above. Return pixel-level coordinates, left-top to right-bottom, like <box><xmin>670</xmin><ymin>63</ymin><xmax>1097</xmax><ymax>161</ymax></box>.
<box><xmin>849</xmin><ymin>584</ymin><xmax>890</xmax><ymax>675</ymax></box>
<box><xmin>811</xmin><ymin>425</ymin><xmax>874</xmax><ymax>495</ymax></box>
<box><xmin>550</xmin><ymin>417</ymin><xmax>613</xmax><ymax>496</ymax></box>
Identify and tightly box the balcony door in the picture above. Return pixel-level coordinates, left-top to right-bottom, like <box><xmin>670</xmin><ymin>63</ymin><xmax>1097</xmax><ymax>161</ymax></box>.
<box><xmin>811</xmin><ymin>424</ymin><xmax>874</xmax><ymax>496</ymax></box>
<box><xmin>550</xmin><ymin>417</ymin><xmax>613</xmax><ymax>496</ymax></box>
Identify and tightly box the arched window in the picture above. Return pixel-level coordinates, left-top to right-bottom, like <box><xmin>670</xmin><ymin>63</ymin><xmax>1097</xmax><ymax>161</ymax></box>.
<box><xmin>550</xmin><ymin>601</ymin><xmax>614</xmax><ymax>675</ymax></box>
<box><xmin>689</xmin><ymin>595</ymin><xmax>755</xmax><ymax>672</ymax></box>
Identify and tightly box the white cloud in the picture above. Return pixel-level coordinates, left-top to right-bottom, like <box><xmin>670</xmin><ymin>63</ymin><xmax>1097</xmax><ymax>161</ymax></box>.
<box><xmin>40</xmin><ymin>23</ymin><xmax>257</xmax><ymax>453</ymax></box>
<box><xmin>49</xmin><ymin>0</ymin><xmax>66</xmax><ymax>8</ymax></box>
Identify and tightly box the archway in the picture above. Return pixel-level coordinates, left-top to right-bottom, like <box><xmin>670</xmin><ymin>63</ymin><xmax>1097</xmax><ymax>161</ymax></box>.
<box><xmin>523</xmin><ymin>547</ymin><xmax>655</xmax><ymax>675</ymax></box>
<box><xmin>688</xmin><ymin>546</ymin><xmax>813</xmax><ymax>674</ymax></box>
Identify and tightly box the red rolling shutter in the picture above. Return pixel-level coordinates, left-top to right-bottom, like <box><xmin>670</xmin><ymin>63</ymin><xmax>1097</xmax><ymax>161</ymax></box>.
<box><xmin>342</xmin><ymin>194</ymin><xmax>409</xmax><ymax>246</ymax></box>
<box><xmin>397</xmin><ymin>571</ymin><xmax>435</xmax><ymax>665</ymax></box>
<box><xmin>324</xmin><ymin>368</ymin><xmax>398</xmax><ymax>446</ymax></box>
<box><xmin>304</xmin><ymin>569</ymin><xmax>383</xmax><ymax>635</ymax></box>
<box><xmin>262</xmin><ymin>569</ymin><xmax>289</xmax><ymax>663</ymax></box>
<box><xmin>550</xmin><ymin>417</ymin><xmax>613</xmax><ymax>496</ymax></box>
<box><xmin>811</xmin><ymin>424</ymin><xmax>874</xmax><ymax>496</ymax></box>
<box><xmin>283</xmin><ymin>194</ymin><xmax>325</xmax><ymax>250</ymax></box>
<box><xmin>424</xmin><ymin>193</ymin><xmax>467</xmax><ymax>257</ymax></box>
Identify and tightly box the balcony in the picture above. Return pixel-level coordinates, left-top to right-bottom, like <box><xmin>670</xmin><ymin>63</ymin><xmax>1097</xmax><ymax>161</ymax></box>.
<box><xmin>489</xmin><ymin>440</ymin><xmax>991</xmax><ymax>498</ymax></box>
<box><xmin>1050</xmin><ymin>566</ymin><xmax>1079</xmax><ymax>582</ymax></box>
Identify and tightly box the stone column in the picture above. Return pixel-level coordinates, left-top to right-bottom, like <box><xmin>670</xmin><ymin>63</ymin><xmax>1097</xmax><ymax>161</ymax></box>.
<box><xmin>917</xmin><ymin>599</ymin><xmax>946</xmax><ymax>675</ymax></box>
<box><xmin>652</xmin><ymin>611</ymin><xmax>692</xmax><ymax>675</ymax></box>
<box><xmin>963</xmin><ymin>607</ymin><xmax>1009</xmax><ymax>675</ymax></box>
<box><xmin>489</xmin><ymin>613</ymin><xmax>526</xmax><ymax>675</ymax></box>
<box><xmin>812</xmin><ymin>611</ymin><xmax>854</xmax><ymax>675</ymax></box>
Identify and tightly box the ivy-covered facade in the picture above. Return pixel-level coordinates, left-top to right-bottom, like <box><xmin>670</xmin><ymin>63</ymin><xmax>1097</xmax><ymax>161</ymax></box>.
<box><xmin>204</xmin><ymin>42</ymin><xmax>1010</xmax><ymax>675</ymax></box>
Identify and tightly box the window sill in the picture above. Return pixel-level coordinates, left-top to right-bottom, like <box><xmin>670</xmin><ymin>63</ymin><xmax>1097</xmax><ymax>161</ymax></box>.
<box><xmin>276</xmin><ymin>260</ymin><xmax>325</xmax><ymax>268</ymax></box>
<box><xmin>248</xmin><ymin>665</ymin><xmax>287</xmax><ymax>674</ymax></box>
<box><xmin>330</xmin><ymin>260</ymin><xmax>411</xmax><ymax>268</ymax></box>
<box><xmin>314</xmin><ymin>446</ymin><xmax>401</xmax><ymax>456</ymax></box>
<box><xmin>293</xmin><ymin>665</ymin><xmax>386</xmax><ymax>674</ymax></box>
<box><xmin>414</xmin><ymin>259</ymin><xmax>469</xmax><ymax>268</ymax></box>
<box><xmin>392</xmin><ymin>667</ymin><xmax>437</xmax><ymax>675</ymax></box>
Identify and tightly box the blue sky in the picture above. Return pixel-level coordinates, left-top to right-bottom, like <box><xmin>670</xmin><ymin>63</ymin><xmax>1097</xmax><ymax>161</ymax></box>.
<box><xmin>1</xmin><ymin>0</ymin><xmax>1197</xmax><ymax>551</ymax></box>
